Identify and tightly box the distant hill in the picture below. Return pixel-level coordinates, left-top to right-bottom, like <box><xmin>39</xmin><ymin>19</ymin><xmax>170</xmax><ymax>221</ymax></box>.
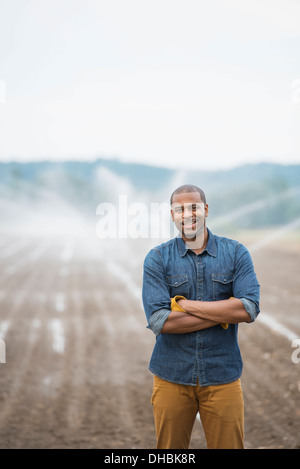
<box><xmin>0</xmin><ymin>158</ymin><xmax>300</xmax><ymax>231</ymax></box>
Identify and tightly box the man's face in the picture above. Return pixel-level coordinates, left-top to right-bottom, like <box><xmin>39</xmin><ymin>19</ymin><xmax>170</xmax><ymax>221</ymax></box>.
<box><xmin>171</xmin><ymin>192</ymin><xmax>208</xmax><ymax>243</ymax></box>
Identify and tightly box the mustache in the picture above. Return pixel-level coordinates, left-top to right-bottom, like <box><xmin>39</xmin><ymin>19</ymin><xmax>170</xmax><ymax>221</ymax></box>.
<box><xmin>181</xmin><ymin>217</ymin><xmax>202</xmax><ymax>224</ymax></box>
<box><xmin>181</xmin><ymin>219</ymin><xmax>205</xmax><ymax>229</ymax></box>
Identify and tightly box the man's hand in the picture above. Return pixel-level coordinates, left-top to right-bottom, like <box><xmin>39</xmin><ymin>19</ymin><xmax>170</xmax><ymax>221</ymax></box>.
<box><xmin>170</xmin><ymin>295</ymin><xmax>188</xmax><ymax>312</ymax></box>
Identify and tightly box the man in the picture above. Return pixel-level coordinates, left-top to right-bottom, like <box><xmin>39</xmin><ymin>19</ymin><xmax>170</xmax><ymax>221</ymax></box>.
<box><xmin>142</xmin><ymin>184</ymin><xmax>260</xmax><ymax>449</ymax></box>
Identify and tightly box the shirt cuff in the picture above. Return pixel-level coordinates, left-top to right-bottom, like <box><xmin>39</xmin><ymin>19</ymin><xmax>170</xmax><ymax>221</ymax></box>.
<box><xmin>240</xmin><ymin>297</ymin><xmax>259</xmax><ymax>322</ymax></box>
<box><xmin>147</xmin><ymin>308</ymin><xmax>171</xmax><ymax>335</ymax></box>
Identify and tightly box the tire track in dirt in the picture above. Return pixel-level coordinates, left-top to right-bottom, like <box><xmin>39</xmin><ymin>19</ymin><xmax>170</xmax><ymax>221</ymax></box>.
<box><xmin>81</xmin><ymin>246</ymin><xmax>155</xmax><ymax>448</ymax></box>
<box><xmin>238</xmin><ymin>321</ymin><xmax>300</xmax><ymax>449</ymax></box>
<box><xmin>0</xmin><ymin>238</ymin><xmax>58</xmax><ymax>445</ymax></box>
<box><xmin>0</xmin><ymin>236</ymin><xmax>84</xmax><ymax>447</ymax></box>
<box><xmin>29</xmin><ymin>238</ymin><xmax>91</xmax><ymax>448</ymax></box>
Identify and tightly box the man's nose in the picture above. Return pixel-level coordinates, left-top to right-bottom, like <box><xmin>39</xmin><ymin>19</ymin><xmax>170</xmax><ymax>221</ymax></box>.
<box><xmin>183</xmin><ymin>207</ymin><xmax>193</xmax><ymax>217</ymax></box>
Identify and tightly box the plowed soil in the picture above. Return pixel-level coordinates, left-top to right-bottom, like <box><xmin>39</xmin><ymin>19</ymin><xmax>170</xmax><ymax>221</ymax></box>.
<box><xmin>0</xmin><ymin>230</ymin><xmax>299</xmax><ymax>449</ymax></box>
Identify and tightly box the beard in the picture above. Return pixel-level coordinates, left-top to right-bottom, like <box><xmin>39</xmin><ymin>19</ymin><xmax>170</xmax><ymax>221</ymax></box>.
<box><xmin>181</xmin><ymin>218</ymin><xmax>206</xmax><ymax>244</ymax></box>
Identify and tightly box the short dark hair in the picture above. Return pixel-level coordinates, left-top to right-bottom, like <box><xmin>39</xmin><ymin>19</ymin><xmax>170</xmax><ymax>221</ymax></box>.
<box><xmin>170</xmin><ymin>184</ymin><xmax>207</xmax><ymax>205</ymax></box>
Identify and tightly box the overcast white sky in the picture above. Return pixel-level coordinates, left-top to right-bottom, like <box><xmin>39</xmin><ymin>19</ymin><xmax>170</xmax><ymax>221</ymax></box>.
<box><xmin>0</xmin><ymin>0</ymin><xmax>299</xmax><ymax>170</ymax></box>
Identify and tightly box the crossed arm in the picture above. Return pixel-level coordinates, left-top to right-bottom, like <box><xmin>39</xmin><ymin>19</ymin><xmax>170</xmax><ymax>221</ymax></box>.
<box><xmin>143</xmin><ymin>246</ymin><xmax>259</xmax><ymax>336</ymax></box>
<box><xmin>161</xmin><ymin>297</ymin><xmax>251</xmax><ymax>334</ymax></box>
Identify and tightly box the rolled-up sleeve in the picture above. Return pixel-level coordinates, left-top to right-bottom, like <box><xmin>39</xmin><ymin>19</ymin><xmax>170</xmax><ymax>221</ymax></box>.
<box><xmin>233</xmin><ymin>243</ymin><xmax>260</xmax><ymax>322</ymax></box>
<box><xmin>142</xmin><ymin>249</ymin><xmax>171</xmax><ymax>334</ymax></box>
<box><xmin>240</xmin><ymin>297</ymin><xmax>259</xmax><ymax>322</ymax></box>
<box><xmin>147</xmin><ymin>308</ymin><xmax>171</xmax><ymax>335</ymax></box>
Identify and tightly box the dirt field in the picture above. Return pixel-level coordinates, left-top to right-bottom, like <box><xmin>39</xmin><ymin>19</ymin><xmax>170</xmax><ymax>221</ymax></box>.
<box><xmin>0</xmin><ymin>228</ymin><xmax>299</xmax><ymax>449</ymax></box>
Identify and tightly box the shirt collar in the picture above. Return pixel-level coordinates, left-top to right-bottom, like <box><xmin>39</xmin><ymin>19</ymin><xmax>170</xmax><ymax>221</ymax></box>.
<box><xmin>176</xmin><ymin>228</ymin><xmax>217</xmax><ymax>257</ymax></box>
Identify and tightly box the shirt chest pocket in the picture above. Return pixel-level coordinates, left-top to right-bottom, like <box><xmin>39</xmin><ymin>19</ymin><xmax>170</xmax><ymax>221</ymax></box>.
<box><xmin>166</xmin><ymin>274</ymin><xmax>189</xmax><ymax>299</ymax></box>
<box><xmin>212</xmin><ymin>273</ymin><xmax>234</xmax><ymax>300</ymax></box>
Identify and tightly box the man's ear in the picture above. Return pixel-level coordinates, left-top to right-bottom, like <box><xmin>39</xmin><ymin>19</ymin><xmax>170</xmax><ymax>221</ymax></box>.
<box><xmin>205</xmin><ymin>204</ymin><xmax>209</xmax><ymax>217</ymax></box>
<box><xmin>170</xmin><ymin>209</ymin><xmax>175</xmax><ymax>222</ymax></box>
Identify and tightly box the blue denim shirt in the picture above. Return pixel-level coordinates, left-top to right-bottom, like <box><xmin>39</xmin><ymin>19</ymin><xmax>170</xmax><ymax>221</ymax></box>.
<box><xmin>142</xmin><ymin>229</ymin><xmax>260</xmax><ymax>386</ymax></box>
